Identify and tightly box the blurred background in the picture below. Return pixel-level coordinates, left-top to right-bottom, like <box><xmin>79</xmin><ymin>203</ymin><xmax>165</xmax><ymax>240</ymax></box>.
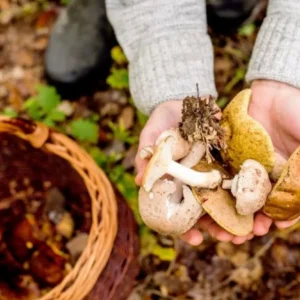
<box><xmin>0</xmin><ymin>0</ymin><xmax>300</xmax><ymax>299</ymax></box>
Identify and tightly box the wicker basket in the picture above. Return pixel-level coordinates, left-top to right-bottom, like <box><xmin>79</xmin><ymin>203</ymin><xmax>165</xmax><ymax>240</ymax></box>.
<box><xmin>0</xmin><ymin>116</ymin><xmax>139</xmax><ymax>300</ymax></box>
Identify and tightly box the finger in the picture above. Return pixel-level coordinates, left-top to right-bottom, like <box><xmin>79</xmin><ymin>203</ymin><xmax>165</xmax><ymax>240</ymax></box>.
<box><xmin>198</xmin><ymin>215</ymin><xmax>234</xmax><ymax>242</ymax></box>
<box><xmin>135</xmin><ymin>127</ymin><xmax>160</xmax><ymax>176</ymax></box>
<box><xmin>215</xmin><ymin>229</ymin><xmax>234</xmax><ymax>242</ymax></box>
<box><xmin>196</xmin><ymin>214</ymin><xmax>216</xmax><ymax>230</ymax></box>
<box><xmin>180</xmin><ymin>228</ymin><xmax>204</xmax><ymax>246</ymax></box>
<box><xmin>253</xmin><ymin>213</ymin><xmax>273</xmax><ymax>236</ymax></box>
<box><xmin>232</xmin><ymin>236</ymin><xmax>248</xmax><ymax>245</ymax></box>
<box><xmin>247</xmin><ymin>233</ymin><xmax>254</xmax><ymax>240</ymax></box>
<box><xmin>135</xmin><ymin>162</ymin><xmax>147</xmax><ymax>186</ymax></box>
<box><xmin>275</xmin><ymin>216</ymin><xmax>300</xmax><ymax>229</ymax></box>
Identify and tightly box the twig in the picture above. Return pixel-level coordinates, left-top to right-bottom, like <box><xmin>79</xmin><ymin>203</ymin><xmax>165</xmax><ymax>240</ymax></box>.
<box><xmin>212</xmin><ymin>236</ymin><xmax>275</xmax><ymax>292</ymax></box>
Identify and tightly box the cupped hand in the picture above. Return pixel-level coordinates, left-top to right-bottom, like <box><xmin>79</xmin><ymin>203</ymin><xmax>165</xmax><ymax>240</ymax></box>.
<box><xmin>181</xmin><ymin>79</ymin><xmax>300</xmax><ymax>246</ymax></box>
<box><xmin>135</xmin><ymin>81</ymin><xmax>300</xmax><ymax>246</ymax></box>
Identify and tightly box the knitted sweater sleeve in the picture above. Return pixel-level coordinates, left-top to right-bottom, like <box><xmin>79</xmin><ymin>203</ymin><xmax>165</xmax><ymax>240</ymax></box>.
<box><xmin>246</xmin><ymin>0</ymin><xmax>300</xmax><ymax>88</ymax></box>
<box><xmin>105</xmin><ymin>0</ymin><xmax>217</xmax><ymax>115</ymax></box>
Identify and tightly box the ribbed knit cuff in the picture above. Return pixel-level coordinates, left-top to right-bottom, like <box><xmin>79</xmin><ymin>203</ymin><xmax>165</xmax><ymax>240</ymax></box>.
<box><xmin>129</xmin><ymin>33</ymin><xmax>217</xmax><ymax>115</ymax></box>
<box><xmin>246</xmin><ymin>14</ymin><xmax>300</xmax><ymax>88</ymax></box>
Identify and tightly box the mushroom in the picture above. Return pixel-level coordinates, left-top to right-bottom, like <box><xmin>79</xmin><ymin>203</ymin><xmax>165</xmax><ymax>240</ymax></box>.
<box><xmin>220</xmin><ymin>89</ymin><xmax>275</xmax><ymax>173</ymax></box>
<box><xmin>142</xmin><ymin>136</ymin><xmax>222</xmax><ymax>192</ymax></box>
<box><xmin>139</xmin><ymin>146</ymin><xmax>154</xmax><ymax>160</ymax></box>
<box><xmin>263</xmin><ymin>145</ymin><xmax>300</xmax><ymax>221</ymax></box>
<box><xmin>138</xmin><ymin>142</ymin><xmax>206</xmax><ymax>235</ymax></box>
<box><xmin>139</xmin><ymin>127</ymin><xmax>192</xmax><ymax>162</ymax></box>
<box><xmin>192</xmin><ymin>161</ymin><xmax>254</xmax><ymax>236</ymax></box>
<box><xmin>222</xmin><ymin>159</ymin><xmax>272</xmax><ymax>215</ymax></box>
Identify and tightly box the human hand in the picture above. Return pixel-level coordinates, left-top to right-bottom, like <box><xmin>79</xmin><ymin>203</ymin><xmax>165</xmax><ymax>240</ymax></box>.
<box><xmin>135</xmin><ymin>100</ymin><xmax>183</xmax><ymax>186</ymax></box>
<box><xmin>181</xmin><ymin>80</ymin><xmax>300</xmax><ymax>246</ymax></box>
<box><xmin>135</xmin><ymin>81</ymin><xmax>300</xmax><ymax>246</ymax></box>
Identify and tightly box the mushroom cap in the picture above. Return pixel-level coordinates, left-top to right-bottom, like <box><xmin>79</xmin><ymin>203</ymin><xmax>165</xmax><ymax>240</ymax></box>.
<box><xmin>138</xmin><ymin>179</ymin><xmax>203</xmax><ymax>235</ymax></box>
<box><xmin>263</xmin><ymin>145</ymin><xmax>300</xmax><ymax>221</ymax></box>
<box><xmin>180</xmin><ymin>141</ymin><xmax>206</xmax><ymax>167</ymax></box>
<box><xmin>234</xmin><ymin>159</ymin><xmax>272</xmax><ymax>216</ymax></box>
<box><xmin>142</xmin><ymin>136</ymin><xmax>174</xmax><ymax>192</ymax></box>
<box><xmin>192</xmin><ymin>161</ymin><xmax>253</xmax><ymax>236</ymax></box>
<box><xmin>155</xmin><ymin>127</ymin><xmax>191</xmax><ymax>161</ymax></box>
<box><xmin>220</xmin><ymin>89</ymin><xmax>275</xmax><ymax>173</ymax></box>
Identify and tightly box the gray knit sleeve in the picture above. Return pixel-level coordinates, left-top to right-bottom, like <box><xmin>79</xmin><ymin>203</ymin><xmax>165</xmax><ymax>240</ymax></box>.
<box><xmin>246</xmin><ymin>0</ymin><xmax>300</xmax><ymax>88</ymax></box>
<box><xmin>105</xmin><ymin>0</ymin><xmax>217</xmax><ymax>115</ymax></box>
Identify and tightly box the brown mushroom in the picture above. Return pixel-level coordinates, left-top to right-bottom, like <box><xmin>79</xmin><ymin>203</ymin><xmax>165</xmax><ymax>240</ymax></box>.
<box><xmin>138</xmin><ymin>142</ymin><xmax>205</xmax><ymax>235</ymax></box>
<box><xmin>192</xmin><ymin>161</ymin><xmax>254</xmax><ymax>236</ymax></box>
<box><xmin>222</xmin><ymin>159</ymin><xmax>272</xmax><ymax>215</ymax></box>
<box><xmin>220</xmin><ymin>89</ymin><xmax>275</xmax><ymax>173</ymax></box>
<box><xmin>142</xmin><ymin>136</ymin><xmax>222</xmax><ymax>192</ymax></box>
<box><xmin>263</xmin><ymin>145</ymin><xmax>300</xmax><ymax>221</ymax></box>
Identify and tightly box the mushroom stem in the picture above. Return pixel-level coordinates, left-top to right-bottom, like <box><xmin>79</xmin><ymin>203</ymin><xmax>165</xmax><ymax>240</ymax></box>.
<box><xmin>170</xmin><ymin>141</ymin><xmax>206</xmax><ymax>204</ymax></box>
<box><xmin>222</xmin><ymin>179</ymin><xmax>233</xmax><ymax>190</ymax></box>
<box><xmin>167</xmin><ymin>161</ymin><xmax>222</xmax><ymax>189</ymax></box>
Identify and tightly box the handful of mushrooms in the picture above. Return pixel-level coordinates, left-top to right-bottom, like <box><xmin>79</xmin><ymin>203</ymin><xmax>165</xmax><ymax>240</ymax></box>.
<box><xmin>138</xmin><ymin>89</ymin><xmax>300</xmax><ymax>237</ymax></box>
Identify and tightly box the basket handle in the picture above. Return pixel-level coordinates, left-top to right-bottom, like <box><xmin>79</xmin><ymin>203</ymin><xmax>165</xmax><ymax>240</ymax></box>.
<box><xmin>0</xmin><ymin>117</ymin><xmax>49</xmax><ymax>148</ymax></box>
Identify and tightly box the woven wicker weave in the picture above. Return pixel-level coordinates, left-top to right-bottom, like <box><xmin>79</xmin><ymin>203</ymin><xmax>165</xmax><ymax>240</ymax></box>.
<box><xmin>0</xmin><ymin>116</ymin><xmax>134</xmax><ymax>300</ymax></box>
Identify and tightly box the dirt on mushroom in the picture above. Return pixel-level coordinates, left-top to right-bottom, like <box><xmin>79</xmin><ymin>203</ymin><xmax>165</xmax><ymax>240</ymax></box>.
<box><xmin>179</xmin><ymin>94</ymin><xmax>226</xmax><ymax>163</ymax></box>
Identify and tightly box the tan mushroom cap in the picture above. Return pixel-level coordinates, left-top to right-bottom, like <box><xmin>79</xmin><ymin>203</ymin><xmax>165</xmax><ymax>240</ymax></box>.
<box><xmin>220</xmin><ymin>89</ymin><xmax>275</xmax><ymax>173</ymax></box>
<box><xmin>192</xmin><ymin>161</ymin><xmax>253</xmax><ymax>236</ymax></box>
<box><xmin>263</xmin><ymin>145</ymin><xmax>300</xmax><ymax>221</ymax></box>
<box><xmin>138</xmin><ymin>179</ymin><xmax>203</xmax><ymax>235</ymax></box>
<box><xmin>233</xmin><ymin>159</ymin><xmax>272</xmax><ymax>216</ymax></box>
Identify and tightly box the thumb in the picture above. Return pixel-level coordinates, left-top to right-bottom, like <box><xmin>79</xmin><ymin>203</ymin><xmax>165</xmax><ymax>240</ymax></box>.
<box><xmin>135</xmin><ymin>125</ymin><xmax>161</xmax><ymax>186</ymax></box>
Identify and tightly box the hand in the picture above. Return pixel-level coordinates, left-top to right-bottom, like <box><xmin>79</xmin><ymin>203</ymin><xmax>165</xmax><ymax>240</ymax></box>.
<box><xmin>135</xmin><ymin>100</ymin><xmax>183</xmax><ymax>185</ymax></box>
<box><xmin>135</xmin><ymin>81</ymin><xmax>300</xmax><ymax>246</ymax></box>
<box><xmin>181</xmin><ymin>79</ymin><xmax>300</xmax><ymax>246</ymax></box>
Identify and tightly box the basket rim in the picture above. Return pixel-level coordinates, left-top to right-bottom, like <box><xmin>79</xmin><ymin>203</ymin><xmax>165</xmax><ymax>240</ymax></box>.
<box><xmin>0</xmin><ymin>116</ymin><xmax>118</xmax><ymax>300</ymax></box>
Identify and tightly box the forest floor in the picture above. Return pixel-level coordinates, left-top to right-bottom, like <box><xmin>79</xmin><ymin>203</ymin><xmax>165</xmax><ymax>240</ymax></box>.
<box><xmin>0</xmin><ymin>0</ymin><xmax>300</xmax><ymax>299</ymax></box>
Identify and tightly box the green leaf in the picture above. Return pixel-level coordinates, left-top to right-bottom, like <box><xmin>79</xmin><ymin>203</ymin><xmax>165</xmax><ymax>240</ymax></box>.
<box><xmin>140</xmin><ymin>227</ymin><xmax>176</xmax><ymax>261</ymax></box>
<box><xmin>47</xmin><ymin>109</ymin><xmax>66</xmax><ymax>122</ymax></box>
<box><xmin>137</xmin><ymin>110</ymin><xmax>148</xmax><ymax>127</ymax></box>
<box><xmin>106</xmin><ymin>68</ymin><xmax>129</xmax><ymax>90</ymax></box>
<box><xmin>216</xmin><ymin>97</ymin><xmax>229</xmax><ymax>109</ymax></box>
<box><xmin>111</xmin><ymin>46</ymin><xmax>127</xmax><ymax>65</ymax></box>
<box><xmin>42</xmin><ymin>117</ymin><xmax>56</xmax><ymax>128</ymax></box>
<box><xmin>88</xmin><ymin>146</ymin><xmax>108</xmax><ymax>167</ymax></box>
<box><xmin>36</xmin><ymin>85</ymin><xmax>61</xmax><ymax>113</ymax></box>
<box><xmin>238</xmin><ymin>23</ymin><xmax>256</xmax><ymax>36</ymax></box>
<box><xmin>60</xmin><ymin>0</ymin><xmax>70</xmax><ymax>5</ymax></box>
<box><xmin>2</xmin><ymin>107</ymin><xmax>18</xmax><ymax>117</ymax></box>
<box><xmin>23</xmin><ymin>98</ymin><xmax>43</xmax><ymax>120</ymax></box>
<box><xmin>152</xmin><ymin>245</ymin><xmax>177</xmax><ymax>261</ymax></box>
<box><xmin>69</xmin><ymin>119</ymin><xmax>99</xmax><ymax>143</ymax></box>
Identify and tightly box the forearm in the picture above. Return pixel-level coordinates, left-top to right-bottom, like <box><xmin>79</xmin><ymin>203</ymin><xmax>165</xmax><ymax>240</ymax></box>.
<box><xmin>106</xmin><ymin>0</ymin><xmax>217</xmax><ymax>115</ymax></box>
<box><xmin>246</xmin><ymin>0</ymin><xmax>300</xmax><ymax>88</ymax></box>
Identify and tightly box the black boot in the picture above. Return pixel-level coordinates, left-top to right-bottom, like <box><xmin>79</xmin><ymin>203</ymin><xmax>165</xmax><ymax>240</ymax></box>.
<box><xmin>45</xmin><ymin>0</ymin><xmax>116</xmax><ymax>99</ymax></box>
<box><xmin>207</xmin><ymin>0</ymin><xmax>259</xmax><ymax>34</ymax></box>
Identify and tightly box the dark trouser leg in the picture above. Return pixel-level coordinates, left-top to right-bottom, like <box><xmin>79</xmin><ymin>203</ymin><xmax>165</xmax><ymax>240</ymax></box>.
<box><xmin>45</xmin><ymin>0</ymin><xmax>116</xmax><ymax>99</ymax></box>
<box><xmin>206</xmin><ymin>0</ymin><xmax>259</xmax><ymax>33</ymax></box>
